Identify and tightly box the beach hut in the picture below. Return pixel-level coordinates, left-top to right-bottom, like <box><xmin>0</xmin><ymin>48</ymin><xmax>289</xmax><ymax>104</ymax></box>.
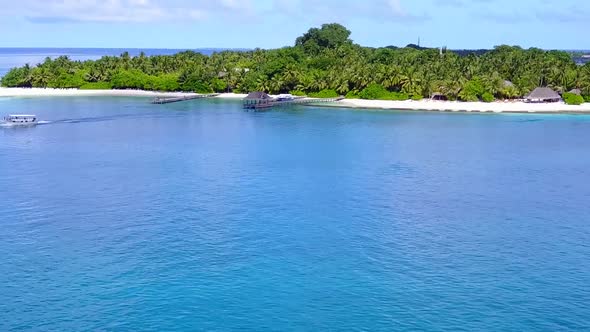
<box><xmin>525</xmin><ymin>87</ymin><xmax>562</xmax><ymax>103</ymax></box>
<box><xmin>430</xmin><ymin>92</ymin><xmax>447</xmax><ymax>101</ymax></box>
<box><xmin>243</xmin><ymin>92</ymin><xmax>274</xmax><ymax>110</ymax></box>
<box><xmin>569</xmin><ymin>88</ymin><xmax>582</xmax><ymax>95</ymax></box>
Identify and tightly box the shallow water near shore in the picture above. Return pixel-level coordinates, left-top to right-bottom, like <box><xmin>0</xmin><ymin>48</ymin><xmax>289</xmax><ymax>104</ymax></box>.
<box><xmin>1</xmin><ymin>97</ymin><xmax>590</xmax><ymax>330</ymax></box>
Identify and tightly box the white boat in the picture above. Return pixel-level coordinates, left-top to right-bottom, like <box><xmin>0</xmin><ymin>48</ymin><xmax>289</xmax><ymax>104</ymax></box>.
<box><xmin>1</xmin><ymin>114</ymin><xmax>38</xmax><ymax>127</ymax></box>
<box><xmin>276</xmin><ymin>94</ymin><xmax>295</xmax><ymax>101</ymax></box>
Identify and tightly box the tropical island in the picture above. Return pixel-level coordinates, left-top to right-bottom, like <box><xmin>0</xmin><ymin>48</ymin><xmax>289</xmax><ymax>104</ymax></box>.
<box><xmin>1</xmin><ymin>23</ymin><xmax>589</xmax><ymax>111</ymax></box>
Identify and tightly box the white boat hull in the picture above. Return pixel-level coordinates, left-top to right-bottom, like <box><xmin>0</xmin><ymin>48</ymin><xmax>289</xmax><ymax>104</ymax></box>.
<box><xmin>2</xmin><ymin>114</ymin><xmax>38</xmax><ymax>127</ymax></box>
<box><xmin>0</xmin><ymin>121</ymin><xmax>38</xmax><ymax>127</ymax></box>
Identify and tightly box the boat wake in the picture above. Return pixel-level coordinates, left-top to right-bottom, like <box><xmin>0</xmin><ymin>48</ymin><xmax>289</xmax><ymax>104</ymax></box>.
<box><xmin>50</xmin><ymin>114</ymin><xmax>140</xmax><ymax>124</ymax></box>
<box><xmin>3</xmin><ymin>112</ymin><xmax>181</xmax><ymax>128</ymax></box>
<box><xmin>48</xmin><ymin>113</ymin><xmax>176</xmax><ymax>125</ymax></box>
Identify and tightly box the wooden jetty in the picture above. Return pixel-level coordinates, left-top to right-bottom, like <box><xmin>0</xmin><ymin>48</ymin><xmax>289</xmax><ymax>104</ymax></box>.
<box><xmin>151</xmin><ymin>93</ymin><xmax>219</xmax><ymax>104</ymax></box>
<box><xmin>243</xmin><ymin>92</ymin><xmax>344</xmax><ymax>110</ymax></box>
<box><xmin>276</xmin><ymin>96</ymin><xmax>345</xmax><ymax>107</ymax></box>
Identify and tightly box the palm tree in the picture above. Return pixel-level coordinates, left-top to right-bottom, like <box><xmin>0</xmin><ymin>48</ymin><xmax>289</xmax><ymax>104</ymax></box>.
<box><xmin>6</xmin><ymin>23</ymin><xmax>589</xmax><ymax>100</ymax></box>
<box><xmin>381</xmin><ymin>65</ymin><xmax>402</xmax><ymax>91</ymax></box>
<box><xmin>255</xmin><ymin>76</ymin><xmax>271</xmax><ymax>92</ymax></box>
<box><xmin>399</xmin><ymin>68</ymin><xmax>422</xmax><ymax>95</ymax></box>
<box><xmin>269</xmin><ymin>75</ymin><xmax>285</xmax><ymax>94</ymax></box>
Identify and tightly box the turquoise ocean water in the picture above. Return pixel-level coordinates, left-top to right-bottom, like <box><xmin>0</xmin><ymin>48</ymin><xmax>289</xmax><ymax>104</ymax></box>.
<box><xmin>1</xmin><ymin>97</ymin><xmax>589</xmax><ymax>330</ymax></box>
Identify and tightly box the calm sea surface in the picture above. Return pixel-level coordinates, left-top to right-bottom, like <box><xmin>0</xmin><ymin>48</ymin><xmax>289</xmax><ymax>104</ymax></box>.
<box><xmin>1</xmin><ymin>97</ymin><xmax>589</xmax><ymax>331</ymax></box>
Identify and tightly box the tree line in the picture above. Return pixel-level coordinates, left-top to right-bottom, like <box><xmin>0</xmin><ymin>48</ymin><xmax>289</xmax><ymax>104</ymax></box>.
<box><xmin>2</xmin><ymin>23</ymin><xmax>590</xmax><ymax>103</ymax></box>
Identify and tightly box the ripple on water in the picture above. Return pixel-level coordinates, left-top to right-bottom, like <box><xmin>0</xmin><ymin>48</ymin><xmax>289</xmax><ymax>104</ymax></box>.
<box><xmin>0</xmin><ymin>98</ymin><xmax>589</xmax><ymax>330</ymax></box>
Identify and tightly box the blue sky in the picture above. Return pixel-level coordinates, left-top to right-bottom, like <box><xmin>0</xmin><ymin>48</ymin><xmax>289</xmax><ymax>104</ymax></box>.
<box><xmin>0</xmin><ymin>0</ymin><xmax>588</xmax><ymax>49</ymax></box>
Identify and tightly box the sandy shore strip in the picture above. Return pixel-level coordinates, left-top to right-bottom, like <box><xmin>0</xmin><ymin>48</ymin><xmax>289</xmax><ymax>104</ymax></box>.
<box><xmin>332</xmin><ymin>99</ymin><xmax>590</xmax><ymax>114</ymax></box>
<box><xmin>0</xmin><ymin>87</ymin><xmax>205</xmax><ymax>98</ymax></box>
<box><xmin>0</xmin><ymin>88</ymin><xmax>249</xmax><ymax>99</ymax></box>
<box><xmin>2</xmin><ymin>88</ymin><xmax>589</xmax><ymax>113</ymax></box>
<box><xmin>216</xmin><ymin>92</ymin><xmax>248</xmax><ymax>99</ymax></box>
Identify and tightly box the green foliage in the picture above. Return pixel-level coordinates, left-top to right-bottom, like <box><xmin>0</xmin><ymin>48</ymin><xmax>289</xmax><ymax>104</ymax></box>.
<box><xmin>1</xmin><ymin>66</ymin><xmax>32</xmax><ymax>87</ymax></box>
<box><xmin>358</xmin><ymin>84</ymin><xmax>409</xmax><ymax>100</ymax></box>
<box><xmin>307</xmin><ymin>56</ymin><xmax>337</xmax><ymax>71</ymax></box>
<box><xmin>155</xmin><ymin>74</ymin><xmax>182</xmax><ymax>91</ymax></box>
<box><xmin>110</xmin><ymin>70</ymin><xmax>182</xmax><ymax>91</ymax></box>
<box><xmin>358</xmin><ymin>84</ymin><xmax>388</xmax><ymax>100</ymax></box>
<box><xmin>111</xmin><ymin>69</ymin><xmax>147</xmax><ymax>89</ymax></box>
<box><xmin>563</xmin><ymin>92</ymin><xmax>585</xmax><ymax>105</ymax></box>
<box><xmin>210</xmin><ymin>78</ymin><xmax>227</xmax><ymax>93</ymax></box>
<box><xmin>482</xmin><ymin>92</ymin><xmax>495</xmax><ymax>103</ymax></box>
<box><xmin>308</xmin><ymin>89</ymin><xmax>339</xmax><ymax>98</ymax></box>
<box><xmin>345</xmin><ymin>91</ymin><xmax>360</xmax><ymax>99</ymax></box>
<box><xmin>411</xmin><ymin>94</ymin><xmax>423</xmax><ymax>101</ymax></box>
<box><xmin>584</xmin><ymin>95</ymin><xmax>590</xmax><ymax>102</ymax></box>
<box><xmin>295</xmin><ymin>23</ymin><xmax>352</xmax><ymax>54</ymax></box>
<box><xmin>459</xmin><ymin>79</ymin><xmax>485</xmax><ymax>101</ymax></box>
<box><xmin>383</xmin><ymin>92</ymin><xmax>409</xmax><ymax>101</ymax></box>
<box><xmin>1</xmin><ymin>23</ymin><xmax>588</xmax><ymax>102</ymax></box>
<box><xmin>47</xmin><ymin>70</ymin><xmax>86</xmax><ymax>88</ymax></box>
<box><xmin>500</xmin><ymin>85</ymin><xmax>520</xmax><ymax>99</ymax></box>
<box><xmin>185</xmin><ymin>81</ymin><xmax>213</xmax><ymax>93</ymax></box>
<box><xmin>179</xmin><ymin>71</ymin><xmax>213</xmax><ymax>93</ymax></box>
<box><xmin>79</xmin><ymin>82</ymin><xmax>113</xmax><ymax>90</ymax></box>
<box><xmin>235</xmin><ymin>72</ymin><xmax>258</xmax><ymax>93</ymax></box>
<box><xmin>289</xmin><ymin>90</ymin><xmax>306</xmax><ymax>96</ymax></box>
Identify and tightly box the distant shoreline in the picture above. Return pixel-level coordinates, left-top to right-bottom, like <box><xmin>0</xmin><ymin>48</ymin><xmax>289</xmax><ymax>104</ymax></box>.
<box><xmin>1</xmin><ymin>88</ymin><xmax>589</xmax><ymax>114</ymax></box>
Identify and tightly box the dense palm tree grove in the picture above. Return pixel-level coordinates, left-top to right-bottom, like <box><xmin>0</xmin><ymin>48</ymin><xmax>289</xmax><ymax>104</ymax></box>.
<box><xmin>2</xmin><ymin>24</ymin><xmax>590</xmax><ymax>103</ymax></box>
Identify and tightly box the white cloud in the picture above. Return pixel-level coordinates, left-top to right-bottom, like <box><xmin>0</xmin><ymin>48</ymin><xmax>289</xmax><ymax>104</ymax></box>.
<box><xmin>1</xmin><ymin>0</ymin><xmax>210</xmax><ymax>23</ymax></box>
<box><xmin>267</xmin><ymin>0</ymin><xmax>426</xmax><ymax>22</ymax></box>
<box><xmin>0</xmin><ymin>0</ymin><xmax>423</xmax><ymax>24</ymax></box>
<box><xmin>2</xmin><ymin>0</ymin><xmax>588</xmax><ymax>26</ymax></box>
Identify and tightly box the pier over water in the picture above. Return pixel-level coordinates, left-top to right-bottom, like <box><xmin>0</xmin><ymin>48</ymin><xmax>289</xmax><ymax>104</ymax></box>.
<box><xmin>151</xmin><ymin>93</ymin><xmax>219</xmax><ymax>104</ymax></box>
<box><xmin>243</xmin><ymin>92</ymin><xmax>344</xmax><ymax>110</ymax></box>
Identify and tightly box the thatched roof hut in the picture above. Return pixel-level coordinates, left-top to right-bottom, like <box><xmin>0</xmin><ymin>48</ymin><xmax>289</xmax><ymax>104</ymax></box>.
<box><xmin>525</xmin><ymin>87</ymin><xmax>561</xmax><ymax>103</ymax></box>
<box><xmin>569</xmin><ymin>88</ymin><xmax>582</xmax><ymax>95</ymax></box>
<box><xmin>243</xmin><ymin>92</ymin><xmax>274</xmax><ymax>110</ymax></box>
<box><xmin>245</xmin><ymin>92</ymin><xmax>273</xmax><ymax>100</ymax></box>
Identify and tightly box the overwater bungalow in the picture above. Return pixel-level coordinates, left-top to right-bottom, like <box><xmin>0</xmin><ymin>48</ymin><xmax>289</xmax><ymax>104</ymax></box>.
<box><xmin>243</xmin><ymin>92</ymin><xmax>275</xmax><ymax>110</ymax></box>
<box><xmin>525</xmin><ymin>87</ymin><xmax>562</xmax><ymax>103</ymax></box>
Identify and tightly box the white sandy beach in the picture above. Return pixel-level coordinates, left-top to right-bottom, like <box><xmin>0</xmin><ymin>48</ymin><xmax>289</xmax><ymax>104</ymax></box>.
<box><xmin>0</xmin><ymin>87</ymin><xmax>202</xmax><ymax>98</ymax></box>
<box><xmin>0</xmin><ymin>88</ymin><xmax>249</xmax><ymax>99</ymax></box>
<box><xmin>335</xmin><ymin>99</ymin><xmax>590</xmax><ymax>114</ymax></box>
<box><xmin>1</xmin><ymin>88</ymin><xmax>589</xmax><ymax>113</ymax></box>
<box><xmin>216</xmin><ymin>92</ymin><xmax>248</xmax><ymax>99</ymax></box>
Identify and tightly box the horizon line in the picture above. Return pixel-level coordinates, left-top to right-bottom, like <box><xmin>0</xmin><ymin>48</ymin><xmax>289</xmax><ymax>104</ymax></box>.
<box><xmin>0</xmin><ymin>46</ymin><xmax>589</xmax><ymax>53</ymax></box>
